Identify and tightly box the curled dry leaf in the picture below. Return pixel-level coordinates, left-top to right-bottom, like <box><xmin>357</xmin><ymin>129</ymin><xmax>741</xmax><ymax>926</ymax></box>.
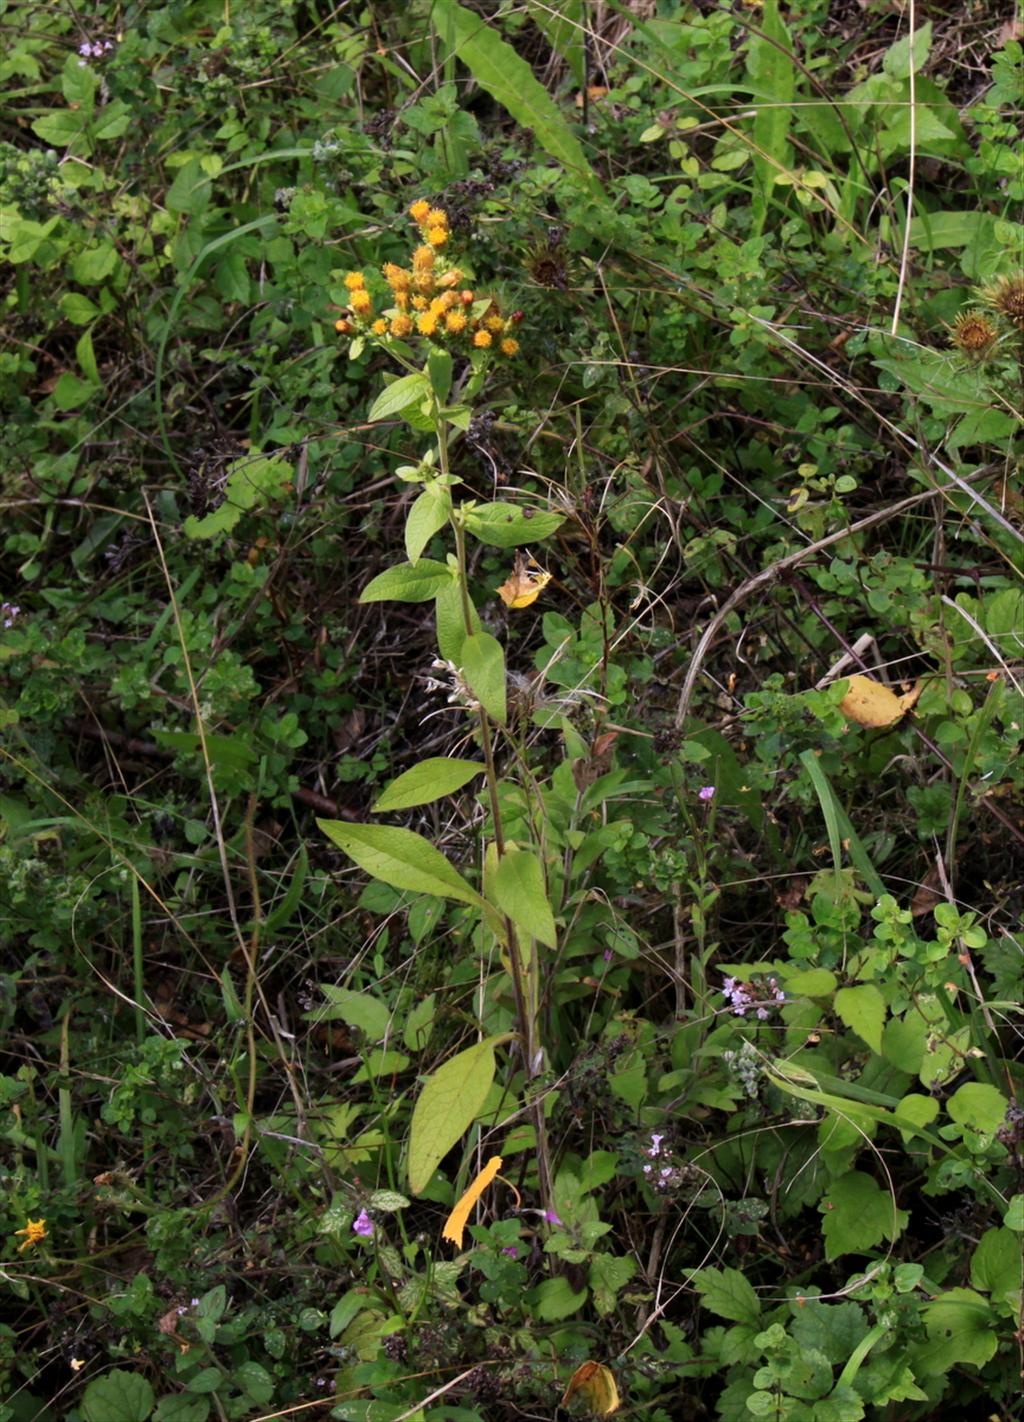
<box><xmin>496</xmin><ymin>556</ymin><xmax>552</xmax><ymax>609</ymax></box>
<box><xmin>560</xmin><ymin>1361</ymin><xmax>620</xmax><ymax>1416</ymax></box>
<box><xmin>838</xmin><ymin>674</ymin><xmax>922</xmax><ymax>729</ymax></box>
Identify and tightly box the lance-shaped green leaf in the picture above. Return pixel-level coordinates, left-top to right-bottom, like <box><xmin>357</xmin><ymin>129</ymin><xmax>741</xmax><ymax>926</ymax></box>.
<box><xmin>464</xmin><ymin>501</ymin><xmax>564</xmax><ymax>548</ymax></box>
<box><xmin>460</xmin><ymin>632</ymin><xmax>507</xmax><ymax>723</ymax></box>
<box><xmin>432</xmin><ymin>0</ymin><xmax>602</xmax><ymax>201</ymax></box>
<box><xmin>318</xmin><ymin>820</ymin><xmax>484</xmax><ymax>907</ymax></box>
<box><xmin>405</xmin><ymin>483</ymin><xmax>452</xmax><ymax>564</ymax></box>
<box><xmin>361</xmin><ymin>559</ymin><xmax>453</xmax><ymax>603</ymax></box>
<box><xmin>373</xmin><ymin>757</ymin><xmax>484</xmax><ymax>812</ymax></box>
<box><xmin>407</xmin><ymin>1035</ymin><xmax>501</xmax><ymax>1194</ymax></box>
<box><xmin>435</xmin><ymin>579</ymin><xmax>481</xmax><ymax>662</ymax></box>
<box><xmin>368</xmin><ymin>372</ymin><xmax>431</xmax><ymax>423</ymax></box>
<box><xmin>490</xmin><ymin>846</ymin><xmax>557</xmax><ymax>947</ymax></box>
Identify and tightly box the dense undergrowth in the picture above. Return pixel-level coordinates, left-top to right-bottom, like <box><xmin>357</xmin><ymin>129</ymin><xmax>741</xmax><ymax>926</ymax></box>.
<box><xmin>1</xmin><ymin>2</ymin><xmax>1022</xmax><ymax>1421</ymax></box>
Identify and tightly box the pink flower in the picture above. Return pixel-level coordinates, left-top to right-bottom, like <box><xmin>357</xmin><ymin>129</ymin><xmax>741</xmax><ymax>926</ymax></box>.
<box><xmin>352</xmin><ymin>1209</ymin><xmax>374</xmax><ymax>1237</ymax></box>
<box><xmin>698</xmin><ymin>785</ymin><xmax>716</xmax><ymax>802</ymax></box>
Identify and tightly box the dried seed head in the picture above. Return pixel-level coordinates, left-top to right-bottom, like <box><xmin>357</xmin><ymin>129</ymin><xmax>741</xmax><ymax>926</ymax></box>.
<box><xmin>948</xmin><ymin>309</ymin><xmax>998</xmax><ymax>357</ymax></box>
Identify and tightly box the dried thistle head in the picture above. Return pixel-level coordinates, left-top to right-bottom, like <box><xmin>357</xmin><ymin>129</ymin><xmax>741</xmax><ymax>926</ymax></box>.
<box><xmin>948</xmin><ymin>308</ymin><xmax>998</xmax><ymax>357</ymax></box>
<box><xmin>979</xmin><ymin>272</ymin><xmax>1024</xmax><ymax>332</ymax></box>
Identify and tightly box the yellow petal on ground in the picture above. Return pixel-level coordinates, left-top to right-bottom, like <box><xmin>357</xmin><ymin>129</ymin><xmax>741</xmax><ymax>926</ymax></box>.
<box><xmin>838</xmin><ymin>674</ymin><xmax>908</xmax><ymax>728</ymax></box>
<box><xmin>496</xmin><ymin>566</ymin><xmax>552</xmax><ymax>609</ymax></box>
<box><xmin>441</xmin><ymin>1155</ymin><xmax>503</xmax><ymax>1246</ymax></box>
<box><xmin>560</xmin><ymin>1361</ymin><xmax>620</xmax><ymax>1415</ymax></box>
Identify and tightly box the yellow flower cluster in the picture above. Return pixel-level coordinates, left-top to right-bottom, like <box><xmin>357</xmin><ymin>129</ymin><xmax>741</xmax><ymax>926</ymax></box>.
<box><xmin>333</xmin><ymin>199</ymin><xmax>522</xmax><ymax>357</ymax></box>
<box><xmin>15</xmin><ymin>1218</ymin><xmax>47</xmax><ymax>1252</ymax></box>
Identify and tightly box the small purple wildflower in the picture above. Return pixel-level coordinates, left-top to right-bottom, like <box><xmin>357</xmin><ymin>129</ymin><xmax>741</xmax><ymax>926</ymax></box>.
<box><xmin>602</xmin><ymin>948</ymin><xmax>613</xmax><ymax>962</ymax></box>
<box><xmin>501</xmin><ymin>1246</ymin><xmax>519</xmax><ymax>1257</ymax></box>
<box><xmin>698</xmin><ymin>785</ymin><xmax>716</xmax><ymax>802</ymax></box>
<box><xmin>647</xmin><ymin>1133</ymin><xmax>666</xmax><ymax>1157</ymax></box>
<box><xmin>543</xmin><ymin>1209</ymin><xmax>563</xmax><ymax>1226</ymax></box>
<box><xmin>352</xmin><ymin>1209</ymin><xmax>374</xmax><ymax>1238</ymax></box>
<box><xmin>1</xmin><ymin>603</ymin><xmax>19</xmax><ymax>629</ymax></box>
<box><xmin>189</xmin><ymin>1297</ymin><xmax>200</xmax><ymax>1307</ymax></box>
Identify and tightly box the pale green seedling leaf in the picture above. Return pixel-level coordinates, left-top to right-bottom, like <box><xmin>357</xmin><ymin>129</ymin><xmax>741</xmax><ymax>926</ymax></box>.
<box><xmin>407</xmin><ymin>1035</ymin><xmax>500</xmax><ymax>1193</ymax></box>
<box><xmin>309</xmin><ymin>986</ymin><xmax>392</xmax><ymax>1041</ymax></box>
<box><xmin>317</xmin><ymin>820</ymin><xmax>484</xmax><ymax>907</ymax></box>
<box><xmin>946</xmin><ymin>1082</ymin><xmax>1009</xmax><ymax>1135</ymax></box>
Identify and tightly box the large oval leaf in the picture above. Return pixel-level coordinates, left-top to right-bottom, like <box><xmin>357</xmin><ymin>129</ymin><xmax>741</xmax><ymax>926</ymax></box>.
<box><xmin>361</xmin><ymin>559</ymin><xmax>453</xmax><ymax>604</ymax></box>
<box><xmin>373</xmin><ymin>757</ymin><xmax>484</xmax><ymax>812</ymax></box>
<box><xmin>407</xmin><ymin>1036</ymin><xmax>500</xmax><ymax>1194</ymax></box>
<box><xmin>490</xmin><ymin>846</ymin><xmax>557</xmax><ymax>948</ymax></box>
<box><xmin>318</xmin><ymin>820</ymin><xmax>484</xmax><ymax>907</ymax></box>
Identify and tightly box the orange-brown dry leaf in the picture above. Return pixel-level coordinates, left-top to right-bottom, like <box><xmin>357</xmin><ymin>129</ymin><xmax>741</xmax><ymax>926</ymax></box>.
<box><xmin>838</xmin><ymin>674</ymin><xmax>920</xmax><ymax>728</ymax></box>
<box><xmin>442</xmin><ymin>1155</ymin><xmax>503</xmax><ymax>1246</ymax></box>
<box><xmin>560</xmin><ymin>1361</ymin><xmax>620</xmax><ymax>1416</ymax></box>
<box><xmin>496</xmin><ymin>564</ymin><xmax>552</xmax><ymax>609</ymax></box>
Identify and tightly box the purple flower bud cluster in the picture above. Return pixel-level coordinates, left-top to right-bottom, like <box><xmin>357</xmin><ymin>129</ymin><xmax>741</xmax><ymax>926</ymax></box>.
<box><xmin>640</xmin><ymin>1134</ymin><xmax>689</xmax><ymax>1195</ymax></box>
<box><xmin>722</xmin><ymin>975</ymin><xmax>786</xmax><ymax>1020</ymax></box>
<box><xmin>1</xmin><ymin>603</ymin><xmax>19</xmax><ymax>629</ymax></box>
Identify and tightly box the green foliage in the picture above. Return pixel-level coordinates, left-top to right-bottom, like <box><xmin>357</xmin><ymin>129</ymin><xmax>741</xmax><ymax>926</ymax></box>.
<box><xmin>1</xmin><ymin>1</ymin><xmax>1020</xmax><ymax>1419</ymax></box>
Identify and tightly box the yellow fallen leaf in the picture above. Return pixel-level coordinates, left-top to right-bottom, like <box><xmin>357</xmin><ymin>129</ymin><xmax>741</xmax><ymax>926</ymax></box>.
<box><xmin>496</xmin><ymin>557</ymin><xmax>552</xmax><ymax>609</ymax></box>
<box><xmin>441</xmin><ymin>1155</ymin><xmax>503</xmax><ymax>1246</ymax></box>
<box><xmin>560</xmin><ymin>1361</ymin><xmax>620</xmax><ymax>1416</ymax></box>
<box><xmin>838</xmin><ymin>674</ymin><xmax>921</xmax><ymax>729</ymax></box>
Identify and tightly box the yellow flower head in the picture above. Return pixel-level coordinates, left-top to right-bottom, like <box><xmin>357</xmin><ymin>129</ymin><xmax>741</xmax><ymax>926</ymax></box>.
<box><xmin>372</xmin><ymin>318</ymin><xmax>388</xmax><ymax>335</ymax></box>
<box><xmin>414</xmin><ymin>274</ymin><xmax>435</xmax><ymax>297</ymax></box>
<box><xmin>350</xmin><ymin>288</ymin><xmax>372</xmax><ymax>316</ymax></box>
<box><xmin>437</xmin><ymin>268</ymin><xmax>463</xmax><ymax>289</ymax></box>
<box><xmin>412</xmin><ymin>245</ymin><xmax>435</xmax><ymax>272</ymax></box>
<box><xmin>417</xmin><ymin>312</ymin><xmax>439</xmax><ymax>336</ymax></box>
<box><xmin>344</xmin><ymin>271</ymin><xmax>366</xmax><ymax>291</ymax></box>
<box><xmin>473</xmin><ymin>329</ymin><xmax>492</xmax><ymax>349</ymax></box>
<box><xmin>500</xmin><ymin>337</ymin><xmax>520</xmax><ymax>356</ymax></box>
<box><xmin>485</xmin><ymin>313</ymin><xmax>505</xmax><ymax>333</ymax></box>
<box><xmin>445</xmin><ymin>310</ymin><xmax>467</xmax><ymax>333</ymax></box>
<box><xmin>382</xmin><ymin>263</ymin><xmax>411</xmax><ymax>292</ymax></box>
<box><xmin>425</xmin><ymin>207</ymin><xmax>448</xmax><ymax>229</ymax></box>
<box><xmin>408</xmin><ymin>199</ymin><xmax>431</xmax><ymax>222</ymax></box>
<box><xmin>15</xmin><ymin>1218</ymin><xmax>47</xmax><ymax>1252</ymax></box>
<box><xmin>426</xmin><ymin>225</ymin><xmax>448</xmax><ymax>247</ymax></box>
<box><xmin>411</xmin><ymin>295</ymin><xmax>428</xmax><ymax>311</ymax></box>
<box><xmin>390</xmin><ymin>314</ymin><xmax>413</xmax><ymax>337</ymax></box>
<box><xmin>394</xmin><ymin>291</ymin><xmax>409</xmax><ymax>311</ymax></box>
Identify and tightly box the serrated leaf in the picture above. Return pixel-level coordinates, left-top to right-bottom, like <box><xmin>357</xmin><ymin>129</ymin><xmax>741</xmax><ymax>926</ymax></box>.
<box><xmin>407</xmin><ymin>1037</ymin><xmax>500</xmax><ymax>1194</ymax></box>
<box><xmin>490</xmin><ymin>847</ymin><xmax>557</xmax><ymax>947</ymax></box>
<box><xmin>834</xmin><ymin>984</ymin><xmax>886</xmax><ymax>1053</ymax></box>
<box><xmin>916</xmin><ymin>1288</ymin><xmax>996</xmax><ymax>1374</ymax></box>
<box><xmin>82</xmin><ymin>1371</ymin><xmax>155</xmax><ymax>1422</ymax></box>
<box><xmin>432</xmin><ymin>0</ymin><xmax>602</xmax><ymax>200</ymax></box>
<box><xmin>317</xmin><ymin>820</ymin><xmax>484</xmax><ymax>907</ymax></box>
<box><xmin>373</xmin><ymin>757</ymin><xmax>484</xmax><ymax>812</ymax></box>
<box><xmin>460</xmin><ymin>632</ymin><xmax>506</xmax><ymax>723</ymax></box>
<box><xmin>368</xmin><ymin>372</ymin><xmax>431</xmax><ymax>423</ymax></box>
<box><xmin>693</xmin><ymin>1267</ymin><xmax>762</xmax><ymax>1325</ymax></box>
<box><xmin>361</xmin><ymin>559</ymin><xmax>453</xmax><ymax>603</ymax></box>
<box><xmin>463</xmin><ymin>501</ymin><xmax>564</xmax><ymax>548</ymax></box>
<box><xmin>820</xmin><ymin>1171</ymin><xmax>906</xmax><ymax>1261</ymax></box>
